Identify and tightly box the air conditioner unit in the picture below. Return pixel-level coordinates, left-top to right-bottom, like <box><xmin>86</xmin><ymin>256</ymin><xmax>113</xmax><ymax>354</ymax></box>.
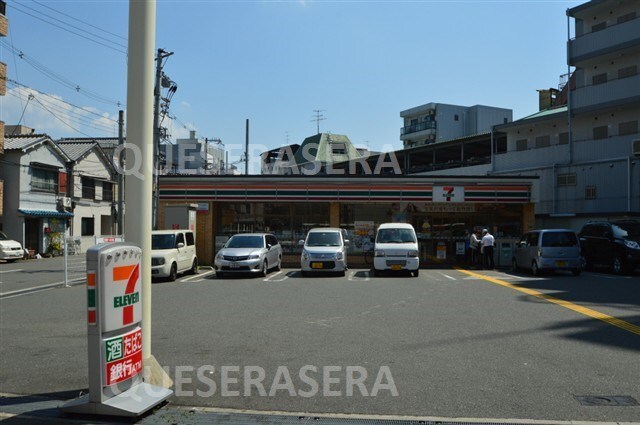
<box><xmin>58</xmin><ymin>197</ymin><xmax>72</xmax><ymax>209</ymax></box>
<box><xmin>632</xmin><ymin>139</ymin><xmax>640</xmax><ymax>156</ymax></box>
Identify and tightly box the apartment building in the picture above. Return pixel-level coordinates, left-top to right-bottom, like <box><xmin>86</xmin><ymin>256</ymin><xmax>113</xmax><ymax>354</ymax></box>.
<box><xmin>403</xmin><ymin>0</ymin><xmax>640</xmax><ymax>229</ymax></box>
<box><xmin>159</xmin><ymin>130</ymin><xmax>225</xmax><ymax>175</ymax></box>
<box><xmin>400</xmin><ymin>103</ymin><xmax>512</xmax><ymax>149</ymax></box>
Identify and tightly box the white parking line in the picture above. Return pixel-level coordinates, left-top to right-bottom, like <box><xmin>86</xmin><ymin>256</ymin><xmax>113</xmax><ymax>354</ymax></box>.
<box><xmin>348</xmin><ymin>270</ymin><xmax>370</xmax><ymax>281</ymax></box>
<box><xmin>263</xmin><ymin>270</ymin><xmax>289</xmax><ymax>282</ymax></box>
<box><xmin>584</xmin><ymin>271</ymin><xmax>630</xmax><ymax>279</ymax></box>
<box><xmin>0</xmin><ymin>269</ymin><xmax>23</xmax><ymax>274</ymax></box>
<box><xmin>438</xmin><ymin>272</ymin><xmax>456</xmax><ymax>280</ymax></box>
<box><xmin>181</xmin><ymin>270</ymin><xmax>216</xmax><ymax>282</ymax></box>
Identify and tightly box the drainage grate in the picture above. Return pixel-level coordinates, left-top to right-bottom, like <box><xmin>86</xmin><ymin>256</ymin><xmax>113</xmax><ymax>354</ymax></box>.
<box><xmin>574</xmin><ymin>395</ymin><xmax>639</xmax><ymax>406</ymax></box>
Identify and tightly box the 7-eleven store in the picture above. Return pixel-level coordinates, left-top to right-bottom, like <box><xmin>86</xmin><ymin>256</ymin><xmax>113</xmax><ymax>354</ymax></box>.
<box><xmin>159</xmin><ymin>175</ymin><xmax>538</xmax><ymax>267</ymax></box>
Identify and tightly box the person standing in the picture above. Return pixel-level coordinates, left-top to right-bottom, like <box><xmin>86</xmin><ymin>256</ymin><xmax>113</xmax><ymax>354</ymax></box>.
<box><xmin>481</xmin><ymin>228</ymin><xmax>495</xmax><ymax>269</ymax></box>
<box><xmin>470</xmin><ymin>230</ymin><xmax>481</xmax><ymax>268</ymax></box>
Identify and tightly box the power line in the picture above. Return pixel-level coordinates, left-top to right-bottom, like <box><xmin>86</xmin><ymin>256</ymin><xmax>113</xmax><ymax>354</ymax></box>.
<box><xmin>12</xmin><ymin>94</ymin><xmax>34</xmax><ymax>134</ymax></box>
<box><xmin>4</xmin><ymin>77</ymin><xmax>119</xmax><ymax>124</ymax></box>
<box><xmin>31</xmin><ymin>96</ymin><xmax>95</xmax><ymax>138</ymax></box>
<box><xmin>31</xmin><ymin>0</ymin><xmax>127</xmax><ymax>42</ymax></box>
<box><xmin>0</xmin><ymin>40</ymin><xmax>125</xmax><ymax>107</ymax></box>
<box><xmin>8</xmin><ymin>3</ymin><xmax>128</xmax><ymax>55</ymax></box>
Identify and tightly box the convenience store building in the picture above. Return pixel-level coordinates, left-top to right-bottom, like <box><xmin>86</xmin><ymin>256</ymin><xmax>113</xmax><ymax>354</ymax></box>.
<box><xmin>159</xmin><ymin>175</ymin><xmax>538</xmax><ymax>267</ymax></box>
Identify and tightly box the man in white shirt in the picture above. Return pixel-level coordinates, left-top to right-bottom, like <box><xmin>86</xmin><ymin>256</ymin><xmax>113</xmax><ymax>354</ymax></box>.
<box><xmin>481</xmin><ymin>229</ymin><xmax>495</xmax><ymax>269</ymax></box>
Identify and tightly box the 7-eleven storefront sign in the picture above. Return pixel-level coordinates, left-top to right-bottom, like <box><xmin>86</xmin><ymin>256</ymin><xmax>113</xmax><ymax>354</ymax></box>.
<box><xmin>63</xmin><ymin>242</ymin><xmax>171</xmax><ymax>417</ymax></box>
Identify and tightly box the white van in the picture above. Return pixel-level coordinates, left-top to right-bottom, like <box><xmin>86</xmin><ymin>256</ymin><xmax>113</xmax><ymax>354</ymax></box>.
<box><xmin>151</xmin><ymin>230</ymin><xmax>198</xmax><ymax>281</ymax></box>
<box><xmin>373</xmin><ymin>223</ymin><xmax>420</xmax><ymax>277</ymax></box>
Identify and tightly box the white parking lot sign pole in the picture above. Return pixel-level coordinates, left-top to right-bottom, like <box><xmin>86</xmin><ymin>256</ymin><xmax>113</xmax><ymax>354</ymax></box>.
<box><xmin>62</xmin><ymin>243</ymin><xmax>171</xmax><ymax>416</ymax></box>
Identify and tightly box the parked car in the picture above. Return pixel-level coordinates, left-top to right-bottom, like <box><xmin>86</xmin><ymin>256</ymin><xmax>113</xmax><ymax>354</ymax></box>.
<box><xmin>214</xmin><ymin>233</ymin><xmax>282</xmax><ymax>278</ymax></box>
<box><xmin>151</xmin><ymin>230</ymin><xmax>198</xmax><ymax>281</ymax></box>
<box><xmin>372</xmin><ymin>223</ymin><xmax>420</xmax><ymax>277</ymax></box>
<box><xmin>512</xmin><ymin>229</ymin><xmax>581</xmax><ymax>276</ymax></box>
<box><xmin>299</xmin><ymin>228</ymin><xmax>349</xmax><ymax>276</ymax></box>
<box><xmin>0</xmin><ymin>231</ymin><xmax>24</xmax><ymax>262</ymax></box>
<box><xmin>578</xmin><ymin>220</ymin><xmax>640</xmax><ymax>274</ymax></box>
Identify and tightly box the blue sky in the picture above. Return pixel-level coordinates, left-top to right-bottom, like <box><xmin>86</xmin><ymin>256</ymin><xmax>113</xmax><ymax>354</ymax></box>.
<box><xmin>1</xmin><ymin>0</ymin><xmax>582</xmax><ymax>170</ymax></box>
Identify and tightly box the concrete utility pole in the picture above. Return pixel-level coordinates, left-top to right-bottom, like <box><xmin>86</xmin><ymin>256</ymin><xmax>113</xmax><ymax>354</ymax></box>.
<box><xmin>117</xmin><ymin>110</ymin><xmax>124</xmax><ymax>234</ymax></box>
<box><xmin>125</xmin><ymin>0</ymin><xmax>161</xmax><ymax>379</ymax></box>
<box><xmin>152</xmin><ymin>48</ymin><xmax>173</xmax><ymax>230</ymax></box>
<box><xmin>245</xmin><ymin>119</ymin><xmax>249</xmax><ymax>175</ymax></box>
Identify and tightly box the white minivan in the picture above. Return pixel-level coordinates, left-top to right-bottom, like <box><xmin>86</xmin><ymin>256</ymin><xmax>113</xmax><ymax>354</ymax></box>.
<box><xmin>151</xmin><ymin>230</ymin><xmax>198</xmax><ymax>281</ymax></box>
<box><xmin>373</xmin><ymin>223</ymin><xmax>420</xmax><ymax>277</ymax></box>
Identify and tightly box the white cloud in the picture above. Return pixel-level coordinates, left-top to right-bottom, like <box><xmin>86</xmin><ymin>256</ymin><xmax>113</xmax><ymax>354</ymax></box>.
<box><xmin>1</xmin><ymin>86</ymin><xmax>119</xmax><ymax>138</ymax></box>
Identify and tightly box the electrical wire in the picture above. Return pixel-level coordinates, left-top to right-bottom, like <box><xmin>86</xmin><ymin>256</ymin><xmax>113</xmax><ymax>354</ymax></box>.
<box><xmin>0</xmin><ymin>40</ymin><xmax>125</xmax><ymax>107</ymax></box>
<box><xmin>8</xmin><ymin>3</ymin><xmax>128</xmax><ymax>55</ymax></box>
<box><xmin>32</xmin><ymin>96</ymin><xmax>97</xmax><ymax>138</ymax></box>
<box><xmin>12</xmin><ymin>94</ymin><xmax>34</xmax><ymax>134</ymax></box>
<box><xmin>4</xmin><ymin>78</ymin><xmax>119</xmax><ymax>124</ymax></box>
<box><xmin>31</xmin><ymin>0</ymin><xmax>127</xmax><ymax>42</ymax></box>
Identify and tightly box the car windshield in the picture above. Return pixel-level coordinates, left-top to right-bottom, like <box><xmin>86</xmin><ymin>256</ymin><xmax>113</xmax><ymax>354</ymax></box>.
<box><xmin>306</xmin><ymin>232</ymin><xmax>341</xmax><ymax>247</ymax></box>
<box><xmin>541</xmin><ymin>232</ymin><xmax>578</xmax><ymax>247</ymax></box>
<box><xmin>225</xmin><ymin>235</ymin><xmax>264</xmax><ymax>249</ymax></box>
<box><xmin>377</xmin><ymin>228</ymin><xmax>416</xmax><ymax>244</ymax></box>
<box><xmin>0</xmin><ymin>231</ymin><xmax>8</xmax><ymax>241</ymax></box>
<box><xmin>152</xmin><ymin>234</ymin><xmax>175</xmax><ymax>250</ymax></box>
<box><xmin>612</xmin><ymin>222</ymin><xmax>640</xmax><ymax>238</ymax></box>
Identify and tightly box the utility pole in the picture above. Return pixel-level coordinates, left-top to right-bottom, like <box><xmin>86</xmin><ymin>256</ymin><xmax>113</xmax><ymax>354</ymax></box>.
<box><xmin>311</xmin><ymin>109</ymin><xmax>326</xmax><ymax>134</ymax></box>
<box><xmin>117</xmin><ymin>109</ymin><xmax>124</xmax><ymax>235</ymax></box>
<box><xmin>245</xmin><ymin>119</ymin><xmax>249</xmax><ymax>175</ymax></box>
<box><xmin>152</xmin><ymin>48</ymin><xmax>173</xmax><ymax>230</ymax></box>
<box><xmin>204</xmin><ymin>138</ymin><xmax>223</xmax><ymax>174</ymax></box>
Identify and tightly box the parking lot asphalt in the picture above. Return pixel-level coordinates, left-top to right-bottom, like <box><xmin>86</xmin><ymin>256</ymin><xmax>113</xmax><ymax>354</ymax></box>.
<box><xmin>0</xmin><ymin>267</ymin><xmax>639</xmax><ymax>423</ymax></box>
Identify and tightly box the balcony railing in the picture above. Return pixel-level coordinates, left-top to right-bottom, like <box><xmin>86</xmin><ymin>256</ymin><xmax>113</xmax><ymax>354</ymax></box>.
<box><xmin>571</xmin><ymin>73</ymin><xmax>640</xmax><ymax>112</ymax></box>
<box><xmin>568</xmin><ymin>15</ymin><xmax>640</xmax><ymax>64</ymax></box>
<box><xmin>400</xmin><ymin>121</ymin><xmax>436</xmax><ymax>136</ymax></box>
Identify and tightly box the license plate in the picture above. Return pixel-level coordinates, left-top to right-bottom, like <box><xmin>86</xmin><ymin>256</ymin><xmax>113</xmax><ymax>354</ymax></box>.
<box><xmin>555</xmin><ymin>261</ymin><xmax>568</xmax><ymax>267</ymax></box>
<box><xmin>311</xmin><ymin>262</ymin><xmax>324</xmax><ymax>269</ymax></box>
<box><xmin>229</xmin><ymin>262</ymin><xmax>240</xmax><ymax>269</ymax></box>
<box><xmin>390</xmin><ymin>265</ymin><xmax>402</xmax><ymax>271</ymax></box>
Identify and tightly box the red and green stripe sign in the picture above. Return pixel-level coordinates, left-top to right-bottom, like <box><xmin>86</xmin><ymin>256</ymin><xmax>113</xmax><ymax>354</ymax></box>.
<box><xmin>87</xmin><ymin>272</ymin><xmax>96</xmax><ymax>325</ymax></box>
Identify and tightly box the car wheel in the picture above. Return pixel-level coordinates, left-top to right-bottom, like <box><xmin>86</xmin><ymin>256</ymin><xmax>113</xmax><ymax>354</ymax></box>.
<box><xmin>572</xmin><ymin>268</ymin><xmax>581</xmax><ymax>276</ymax></box>
<box><xmin>275</xmin><ymin>255</ymin><xmax>282</xmax><ymax>271</ymax></box>
<box><xmin>531</xmin><ymin>261</ymin><xmax>539</xmax><ymax>276</ymax></box>
<box><xmin>612</xmin><ymin>256</ymin><xmax>624</xmax><ymax>275</ymax></box>
<box><xmin>189</xmin><ymin>258</ymin><xmax>198</xmax><ymax>275</ymax></box>
<box><xmin>412</xmin><ymin>269</ymin><xmax>419</xmax><ymax>277</ymax></box>
<box><xmin>339</xmin><ymin>270</ymin><xmax>346</xmax><ymax>277</ymax></box>
<box><xmin>511</xmin><ymin>258</ymin><xmax>519</xmax><ymax>272</ymax></box>
<box><xmin>217</xmin><ymin>271</ymin><xmax>225</xmax><ymax>279</ymax></box>
<box><xmin>6</xmin><ymin>259</ymin><xmax>17</xmax><ymax>263</ymax></box>
<box><xmin>261</xmin><ymin>260</ymin><xmax>268</xmax><ymax>277</ymax></box>
<box><xmin>169</xmin><ymin>263</ymin><xmax>177</xmax><ymax>282</ymax></box>
<box><xmin>301</xmin><ymin>270</ymin><xmax>309</xmax><ymax>277</ymax></box>
<box><xmin>372</xmin><ymin>268</ymin><xmax>380</xmax><ymax>277</ymax></box>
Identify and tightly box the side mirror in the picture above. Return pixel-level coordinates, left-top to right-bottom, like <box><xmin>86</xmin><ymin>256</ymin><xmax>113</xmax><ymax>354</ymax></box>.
<box><xmin>177</xmin><ymin>242</ymin><xmax>185</xmax><ymax>248</ymax></box>
<box><xmin>266</xmin><ymin>243</ymin><xmax>272</xmax><ymax>250</ymax></box>
<box><xmin>298</xmin><ymin>239</ymin><xmax>305</xmax><ymax>246</ymax></box>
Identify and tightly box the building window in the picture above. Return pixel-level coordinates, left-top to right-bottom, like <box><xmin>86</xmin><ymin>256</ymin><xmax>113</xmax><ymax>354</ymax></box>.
<box><xmin>593</xmin><ymin>125</ymin><xmax>608</xmax><ymax>140</ymax></box>
<box><xmin>592</xmin><ymin>73</ymin><xmax>607</xmax><ymax>85</ymax></box>
<box><xmin>31</xmin><ymin>167</ymin><xmax>58</xmax><ymax>193</ymax></box>
<box><xmin>503</xmin><ymin>118</ymin><xmax>508</xmax><ymax>124</ymax></box>
<box><xmin>619</xmin><ymin>120</ymin><xmax>638</xmax><ymax>136</ymax></box>
<box><xmin>515</xmin><ymin>139</ymin><xmax>528</xmax><ymax>151</ymax></box>
<box><xmin>535</xmin><ymin>135</ymin><xmax>550</xmax><ymax>148</ymax></box>
<box><xmin>591</xmin><ymin>22</ymin><xmax>607</xmax><ymax>32</ymax></box>
<box><xmin>618</xmin><ymin>65</ymin><xmax>637</xmax><ymax>79</ymax></box>
<box><xmin>557</xmin><ymin>173</ymin><xmax>577</xmax><ymax>187</ymax></box>
<box><xmin>81</xmin><ymin>217</ymin><xmax>95</xmax><ymax>236</ymax></box>
<box><xmin>82</xmin><ymin>177</ymin><xmax>95</xmax><ymax>199</ymax></box>
<box><xmin>102</xmin><ymin>182</ymin><xmax>113</xmax><ymax>202</ymax></box>
<box><xmin>331</xmin><ymin>143</ymin><xmax>346</xmax><ymax>155</ymax></box>
<box><xmin>617</xmin><ymin>12</ymin><xmax>636</xmax><ymax>24</ymax></box>
<box><xmin>585</xmin><ymin>185</ymin><xmax>597</xmax><ymax>200</ymax></box>
<box><xmin>559</xmin><ymin>132</ymin><xmax>569</xmax><ymax>145</ymax></box>
<box><xmin>454</xmin><ymin>115</ymin><xmax>459</xmax><ymax>121</ymax></box>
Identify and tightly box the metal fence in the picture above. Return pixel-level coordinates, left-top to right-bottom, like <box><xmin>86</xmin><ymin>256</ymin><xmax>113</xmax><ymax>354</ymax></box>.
<box><xmin>62</xmin><ymin>236</ymin><xmax>86</xmax><ymax>286</ymax></box>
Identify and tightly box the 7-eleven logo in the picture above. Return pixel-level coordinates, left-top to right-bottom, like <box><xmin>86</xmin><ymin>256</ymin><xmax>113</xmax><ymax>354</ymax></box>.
<box><xmin>112</xmin><ymin>264</ymin><xmax>140</xmax><ymax>326</ymax></box>
<box><xmin>443</xmin><ymin>186</ymin><xmax>455</xmax><ymax>201</ymax></box>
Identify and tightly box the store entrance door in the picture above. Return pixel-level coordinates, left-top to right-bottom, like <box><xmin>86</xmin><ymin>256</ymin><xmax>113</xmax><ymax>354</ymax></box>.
<box><xmin>412</xmin><ymin>214</ymin><xmax>471</xmax><ymax>267</ymax></box>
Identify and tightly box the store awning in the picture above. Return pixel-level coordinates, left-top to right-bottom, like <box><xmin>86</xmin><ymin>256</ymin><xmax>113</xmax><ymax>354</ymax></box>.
<box><xmin>18</xmin><ymin>209</ymin><xmax>74</xmax><ymax>218</ymax></box>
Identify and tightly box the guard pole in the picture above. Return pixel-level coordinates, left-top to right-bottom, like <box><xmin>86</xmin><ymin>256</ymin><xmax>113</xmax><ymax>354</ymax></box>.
<box><xmin>125</xmin><ymin>0</ymin><xmax>156</xmax><ymax>363</ymax></box>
